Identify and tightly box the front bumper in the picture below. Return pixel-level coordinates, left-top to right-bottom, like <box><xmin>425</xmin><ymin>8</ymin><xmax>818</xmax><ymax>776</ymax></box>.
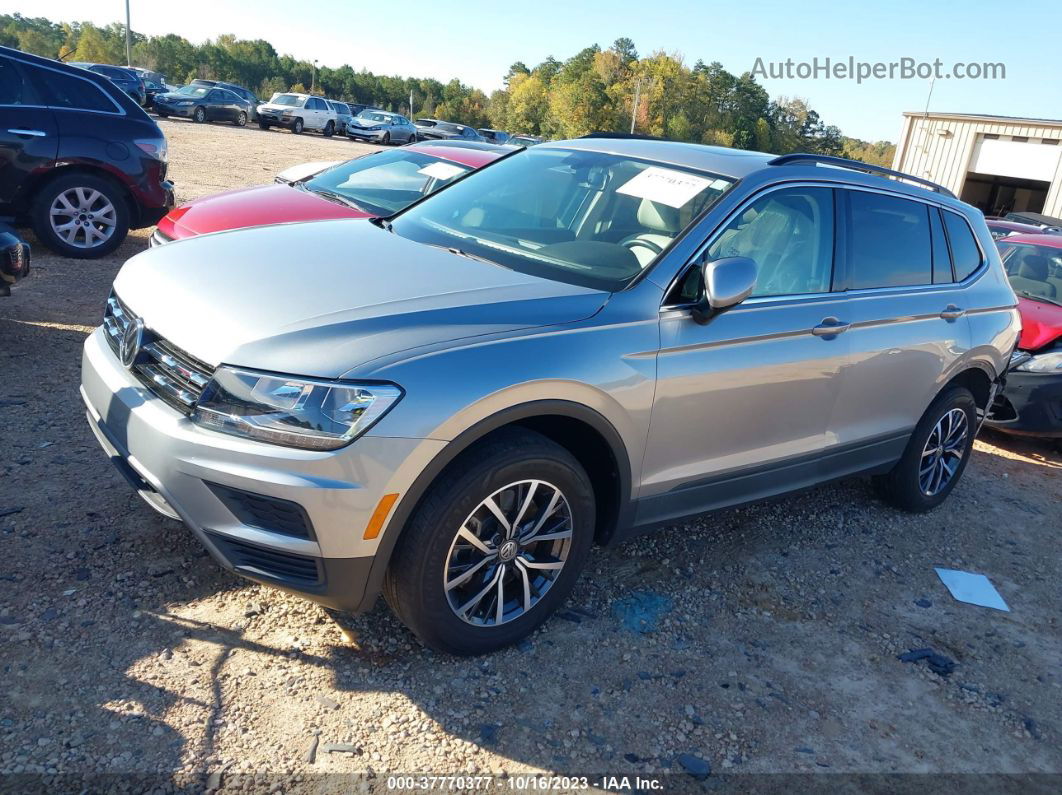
<box><xmin>985</xmin><ymin>369</ymin><xmax>1062</xmax><ymax>438</ymax></box>
<box><xmin>80</xmin><ymin>326</ymin><xmax>445</xmax><ymax>610</ymax></box>
<box><xmin>155</xmin><ymin>101</ymin><xmax>195</xmax><ymax>118</ymax></box>
<box><xmin>346</xmin><ymin>127</ymin><xmax>387</xmax><ymax>141</ymax></box>
<box><xmin>258</xmin><ymin>111</ymin><xmax>298</xmax><ymax>128</ymax></box>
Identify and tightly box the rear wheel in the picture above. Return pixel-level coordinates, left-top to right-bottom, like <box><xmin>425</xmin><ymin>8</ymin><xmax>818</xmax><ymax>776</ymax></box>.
<box><xmin>31</xmin><ymin>173</ymin><xmax>130</xmax><ymax>259</ymax></box>
<box><xmin>381</xmin><ymin>132</ymin><xmax>390</xmax><ymax>145</ymax></box>
<box><xmin>292</xmin><ymin>118</ymin><xmax>304</xmax><ymax>134</ymax></box>
<box><xmin>193</xmin><ymin>106</ymin><xmax>206</xmax><ymax>123</ymax></box>
<box><xmin>876</xmin><ymin>387</ymin><xmax>977</xmax><ymax>512</ymax></box>
<box><xmin>384</xmin><ymin>428</ymin><xmax>595</xmax><ymax>655</ymax></box>
<box><xmin>234</xmin><ymin>111</ymin><xmax>247</xmax><ymax>127</ymax></box>
<box><xmin>323</xmin><ymin>120</ymin><xmax>335</xmax><ymax>137</ymax></box>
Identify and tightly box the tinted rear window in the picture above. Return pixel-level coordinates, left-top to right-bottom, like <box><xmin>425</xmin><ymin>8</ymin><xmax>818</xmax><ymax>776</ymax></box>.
<box><xmin>847</xmin><ymin>191</ymin><xmax>932</xmax><ymax>289</ymax></box>
<box><xmin>943</xmin><ymin>211</ymin><xmax>982</xmax><ymax>281</ymax></box>
<box><xmin>28</xmin><ymin>64</ymin><xmax>117</xmax><ymax>113</ymax></box>
<box><xmin>0</xmin><ymin>57</ymin><xmax>29</xmax><ymax>104</ymax></box>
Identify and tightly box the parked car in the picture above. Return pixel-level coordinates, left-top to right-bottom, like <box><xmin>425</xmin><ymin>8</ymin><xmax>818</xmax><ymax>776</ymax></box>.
<box><xmin>130</xmin><ymin>69</ymin><xmax>169</xmax><ymax>108</ymax></box>
<box><xmin>327</xmin><ymin>100</ymin><xmax>355</xmax><ymax>135</ymax></box>
<box><xmin>477</xmin><ymin>128</ymin><xmax>510</xmax><ymax>144</ymax></box>
<box><xmin>0</xmin><ymin>46</ymin><xmax>173</xmax><ymax>257</ymax></box>
<box><xmin>190</xmin><ymin>79</ymin><xmax>260</xmax><ymax>121</ymax></box>
<box><xmin>0</xmin><ymin>223</ymin><xmax>30</xmax><ymax>296</ymax></box>
<box><xmin>985</xmin><ymin>234</ymin><xmax>1062</xmax><ymax>440</ymax></box>
<box><xmin>414</xmin><ymin>118</ymin><xmax>484</xmax><ymax>142</ymax></box>
<box><xmin>1002</xmin><ymin>211</ymin><xmax>1062</xmax><ymax>232</ymax></box>
<box><xmin>985</xmin><ymin>217</ymin><xmax>1052</xmax><ymax>240</ymax></box>
<box><xmin>68</xmin><ymin>62</ymin><xmax>145</xmax><ymax>106</ymax></box>
<box><xmin>82</xmin><ymin>142</ymin><xmax>1017</xmax><ymax>654</ymax></box>
<box><xmin>154</xmin><ymin>85</ymin><xmax>254</xmax><ymax>126</ymax></box>
<box><xmin>346</xmin><ymin>110</ymin><xmax>417</xmax><ymax>144</ymax></box>
<box><xmin>257</xmin><ymin>93</ymin><xmax>337</xmax><ymax>135</ymax></box>
<box><xmin>150</xmin><ymin>141</ymin><xmax>507</xmax><ymax>244</ymax></box>
<box><xmin>506</xmin><ymin>134</ymin><xmax>544</xmax><ymax>147</ymax></box>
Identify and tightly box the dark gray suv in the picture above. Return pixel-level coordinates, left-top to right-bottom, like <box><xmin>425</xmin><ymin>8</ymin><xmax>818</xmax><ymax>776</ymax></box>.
<box><xmin>82</xmin><ymin>138</ymin><xmax>1019</xmax><ymax>654</ymax></box>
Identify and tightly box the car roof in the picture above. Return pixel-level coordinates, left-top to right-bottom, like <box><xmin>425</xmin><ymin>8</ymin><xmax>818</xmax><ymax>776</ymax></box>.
<box><xmin>541</xmin><ymin>137</ymin><xmax>774</xmax><ymax>179</ymax></box>
<box><xmin>1000</xmin><ymin>234</ymin><xmax>1062</xmax><ymax>249</ymax></box>
<box><xmin>406</xmin><ymin>140</ymin><xmax>510</xmax><ymax>168</ymax></box>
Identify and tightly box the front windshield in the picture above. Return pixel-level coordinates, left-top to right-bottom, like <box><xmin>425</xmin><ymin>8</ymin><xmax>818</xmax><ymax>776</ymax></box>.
<box><xmin>434</xmin><ymin>122</ymin><xmax>465</xmax><ymax>134</ymax></box>
<box><xmin>176</xmin><ymin>85</ymin><xmax>210</xmax><ymax>98</ymax></box>
<box><xmin>357</xmin><ymin>112</ymin><xmax>393</xmax><ymax>124</ymax></box>
<box><xmin>304</xmin><ymin>150</ymin><xmax>472</xmax><ymax>216</ymax></box>
<box><xmin>270</xmin><ymin>94</ymin><xmax>303</xmax><ymax>107</ymax></box>
<box><xmin>998</xmin><ymin>242</ymin><xmax>1062</xmax><ymax>305</ymax></box>
<box><xmin>390</xmin><ymin>147</ymin><xmax>735</xmax><ymax>291</ymax></box>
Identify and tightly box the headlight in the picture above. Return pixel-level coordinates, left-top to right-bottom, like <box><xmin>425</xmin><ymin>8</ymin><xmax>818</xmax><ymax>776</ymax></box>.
<box><xmin>191</xmin><ymin>367</ymin><xmax>402</xmax><ymax>450</ymax></box>
<box><xmin>1014</xmin><ymin>351</ymin><xmax>1062</xmax><ymax>373</ymax></box>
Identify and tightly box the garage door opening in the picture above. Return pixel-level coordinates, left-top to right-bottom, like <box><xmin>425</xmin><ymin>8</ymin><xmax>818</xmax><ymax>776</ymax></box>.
<box><xmin>960</xmin><ymin>172</ymin><xmax>1050</xmax><ymax>216</ymax></box>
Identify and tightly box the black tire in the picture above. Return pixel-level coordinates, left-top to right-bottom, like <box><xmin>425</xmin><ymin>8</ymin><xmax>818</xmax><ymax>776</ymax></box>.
<box><xmin>875</xmin><ymin>387</ymin><xmax>978</xmax><ymax>513</ymax></box>
<box><xmin>384</xmin><ymin>428</ymin><xmax>595</xmax><ymax>655</ymax></box>
<box><xmin>323</xmin><ymin>120</ymin><xmax>335</xmax><ymax>137</ymax></box>
<box><xmin>258</xmin><ymin>121</ymin><xmax>270</xmax><ymax>130</ymax></box>
<box><xmin>234</xmin><ymin>111</ymin><xmax>247</xmax><ymax>127</ymax></box>
<box><xmin>193</xmin><ymin>106</ymin><xmax>206</xmax><ymax>123</ymax></box>
<box><xmin>381</xmin><ymin>132</ymin><xmax>390</xmax><ymax>145</ymax></box>
<box><xmin>31</xmin><ymin>173</ymin><xmax>130</xmax><ymax>259</ymax></box>
<box><xmin>292</xmin><ymin>118</ymin><xmax>304</xmax><ymax>134</ymax></box>
<box><xmin>157</xmin><ymin>110</ymin><xmax>168</xmax><ymax>118</ymax></box>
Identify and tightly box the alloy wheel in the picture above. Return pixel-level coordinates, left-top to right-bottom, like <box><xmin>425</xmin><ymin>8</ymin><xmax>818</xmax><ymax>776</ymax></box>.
<box><xmin>443</xmin><ymin>480</ymin><xmax>573</xmax><ymax>627</ymax></box>
<box><xmin>49</xmin><ymin>188</ymin><xmax>117</xmax><ymax>249</ymax></box>
<box><xmin>918</xmin><ymin>408</ymin><xmax>969</xmax><ymax>496</ymax></box>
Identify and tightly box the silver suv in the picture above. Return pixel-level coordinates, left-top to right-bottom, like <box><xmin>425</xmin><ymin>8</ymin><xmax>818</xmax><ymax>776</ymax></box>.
<box><xmin>81</xmin><ymin>139</ymin><xmax>1019</xmax><ymax>655</ymax></box>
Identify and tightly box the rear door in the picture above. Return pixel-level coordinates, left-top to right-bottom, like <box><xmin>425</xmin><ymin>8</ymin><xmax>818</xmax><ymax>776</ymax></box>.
<box><xmin>206</xmin><ymin>90</ymin><xmax>228</xmax><ymax>121</ymax></box>
<box><xmin>640</xmin><ymin>184</ymin><xmax>851</xmax><ymax>524</ymax></box>
<box><xmin>0</xmin><ymin>54</ymin><xmax>58</xmax><ymax>207</ymax></box>
<box><xmin>827</xmin><ymin>188</ymin><xmax>974</xmax><ymax>451</ymax></box>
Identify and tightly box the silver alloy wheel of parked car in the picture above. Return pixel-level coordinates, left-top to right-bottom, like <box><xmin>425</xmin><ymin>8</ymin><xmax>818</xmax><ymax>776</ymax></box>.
<box><xmin>444</xmin><ymin>479</ymin><xmax>574</xmax><ymax>627</ymax></box>
<box><xmin>236</xmin><ymin>111</ymin><xmax>247</xmax><ymax>127</ymax></box>
<box><xmin>49</xmin><ymin>188</ymin><xmax>117</xmax><ymax>249</ymax></box>
<box><xmin>193</xmin><ymin>106</ymin><xmax>205</xmax><ymax>123</ymax></box>
<box><xmin>919</xmin><ymin>408</ymin><xmax>969</xmax><ymax>496</ymax></box>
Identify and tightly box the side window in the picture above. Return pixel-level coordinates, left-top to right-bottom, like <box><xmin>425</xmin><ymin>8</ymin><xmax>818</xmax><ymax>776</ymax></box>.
<box><xmin>26</xmin><ymin>65</ymin><xmax>115</xmax><ymax>113</ymax></box>
<box><xmin>847</xmin><ymin>191</ymin><xmax>932</xmax><ymax>289</ymax></box>
<box><xmin>705</xmin><ymin>186</ymin><xmax>835</xmax><ymax>297</ymax></box>
<box><xmin>0</xmin><ymin>57</ymin><xmax>28</xmax><ymax>105</ymax></box>
<box><xmin>943</xmin><ymin>211</ymin><xmax>983</xmax><ymax>281</ymax></box>
<box><xmin>929</xmin><ymin>207</ymin><xmax>952</xmax><ymax>284</ymax></box>
<box><xmin>208</xmin><ymin>90</ymin><xmax>223</xmax><ymax>101</ymax></box>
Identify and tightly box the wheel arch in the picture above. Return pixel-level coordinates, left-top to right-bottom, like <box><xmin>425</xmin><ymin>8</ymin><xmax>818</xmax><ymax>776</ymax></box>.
<box><xmin>357</xmin><ymin>400</ymin><xmax>634</xmax><ymax>613</ymax></box>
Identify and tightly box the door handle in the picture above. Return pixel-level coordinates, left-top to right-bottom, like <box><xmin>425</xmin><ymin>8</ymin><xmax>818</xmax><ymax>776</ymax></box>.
<box><xmin>8</xmin><ymin>128</ymin><xmax>47</xmax><ymax>137</ymax></box>
<box><xmin>811</xmin><ymin>317</ymin><xmax>851</xmax><ymax>337</ymax></box>
<box><xmin>940</xmin><ymin>305</ymin><xmax>966</xmax><ymax>321</ymax></box>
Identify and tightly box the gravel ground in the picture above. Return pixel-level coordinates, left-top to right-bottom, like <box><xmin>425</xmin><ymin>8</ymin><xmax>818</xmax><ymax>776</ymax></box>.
<box><xmin>1</xmin><ymin>119</ymin><xmax>1060</xmax><ymax>792</ymax></box>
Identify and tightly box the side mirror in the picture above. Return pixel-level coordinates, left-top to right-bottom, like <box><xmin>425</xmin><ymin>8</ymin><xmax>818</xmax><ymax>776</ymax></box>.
<box><xmin>691</xmin><ymin>256</ymin><xmax>757</xmax><ymax>325</ymax></box>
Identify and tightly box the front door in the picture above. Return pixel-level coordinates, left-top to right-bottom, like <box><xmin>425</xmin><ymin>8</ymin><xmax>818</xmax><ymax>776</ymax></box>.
<box><xmin>639</xmin><ymin>184</ymin><xmax>850</xmax><ymax>525</ymax></box>
<box><xmin>0</xmin><ymin>56</ymin><xmax>58</xmax><ymax>206</ymax></box>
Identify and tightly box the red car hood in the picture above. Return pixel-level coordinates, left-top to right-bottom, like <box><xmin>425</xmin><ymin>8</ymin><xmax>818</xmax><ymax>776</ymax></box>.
<box><xmin>157</xmin><ymin>183</ymin><xmax>368</xmax><ymax>239</ymax></box>
<box><xmin>1017</xmin><ymin>295</ymin><xmax>1062</xmax><ymax>350</ymax></box>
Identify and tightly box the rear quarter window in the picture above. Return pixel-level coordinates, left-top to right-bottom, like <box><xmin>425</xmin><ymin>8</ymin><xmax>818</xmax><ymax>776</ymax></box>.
<box><xmin>26</xmin><ymin>64</ymin><xmax>117</xmax><ymax>113</ymax></box>
<box><xmin>943</xmin><ymin>211</ymin><xmax>983</xmax><ymax>281</ymax></box>
<box><xmin>846</xmin><ymin>191</ymin><xmax>932</xmax><ymax>289</ymax></box>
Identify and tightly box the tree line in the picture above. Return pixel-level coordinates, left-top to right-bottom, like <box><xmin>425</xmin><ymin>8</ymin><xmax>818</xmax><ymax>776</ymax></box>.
<box><xmin>1</xmin><ymin>15</ymin><xmax>894</xmax><ymax>165</ymax></box>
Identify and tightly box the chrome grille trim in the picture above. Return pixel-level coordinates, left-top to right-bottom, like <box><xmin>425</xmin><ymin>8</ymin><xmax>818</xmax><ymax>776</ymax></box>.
<box><xmin>102</xmin><ymin>291</ymin><xmax>213</xmax><ymax>415</ymax></box>
<box><xmin>149</xmin><ymin>228</ymin><xmax>172</xmax><ymax>247</ymax></box>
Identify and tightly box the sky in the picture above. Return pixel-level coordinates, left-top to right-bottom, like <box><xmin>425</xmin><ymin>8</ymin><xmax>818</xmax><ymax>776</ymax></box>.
<box><xmin>19</xmin><ymin>0</ymin><xmax>1062</xmax><ymax>142</ymax></box>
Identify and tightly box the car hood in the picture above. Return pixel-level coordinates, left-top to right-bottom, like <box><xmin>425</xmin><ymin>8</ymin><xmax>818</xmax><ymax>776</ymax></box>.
<box><xmin>113</xmin><ymin>219</ymin><xmax>608</xmax><ymax>377</ymax></box>
<box><xmin>157</xmin><ymin>184</ymin><xmax>365</xmax><ymax>240</ymax></box>
<box><xmin>419</xmin><ymin>129</ymin><xmax>461</xmax><ymax>139</ymax></box>
<box><xmin>350</xmin><ymin>118</ymin><xmax>384</xmax><ymax>128</ymax></box>
<box><xmin>1017</xmin><ymin>295</ymin><xmax>1062</xmax><ymax>350</ymax></box>
<box><xmin>258</xmin><ymin>102</ymin><xmax>301</xmax><ymax>112</ymax></box>
<box><xmin>156</xmin><ymin>92</ymin><xmax>194</xmax><ymax>101</ymax></box>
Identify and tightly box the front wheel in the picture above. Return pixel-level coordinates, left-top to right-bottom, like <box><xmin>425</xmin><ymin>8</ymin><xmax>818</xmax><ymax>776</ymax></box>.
<box><xmin>258</xmin><ymin>121</ymin><xmax>270</xmax><ymax>130</ymax></box>
<box><xmin>234</xmin><ymin>111</ymin><xmax>247</xmax><ymax>127</ymax></box>
<box><xmin>193</xmin><ymin>106</ymin><xmax>206</xmax><ymax>123</ymax></box>
<box><xmin>292</xmin><ymin>118</ymin><xmax>304</xmax><ymax>134</ymax></box>
<box><xmin>384</xmin><ymin>428</ymin><xmax>595</xmax><ymax>655</ymax></box>
<box><xmin>876</xmin><ymin>387</ymin><xmax>977</xmax><ymax>512</ymax></box>
<box><xmin>157</xmin><ymin>110</ymin><xmax>168</xmax><ymax>118</ymax></box>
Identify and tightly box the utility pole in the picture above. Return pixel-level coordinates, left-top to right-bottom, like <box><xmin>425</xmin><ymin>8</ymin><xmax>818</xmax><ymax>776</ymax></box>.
<box><xmin>312</xmin><ymin>60</ymin><xmax>318</xmax><ymax>93</ymax></box>
<box><xmin>410</xmin><ymin>88</ymin><xmax>414</xmax><ymax>117</ymax></box>
<box><xmin>124</xmin><ymin>0</ymin><xmax>132</xmax><ymax>66</ymax></box>
<box><xmin>630</xmin><ymin>77</ymin><xmax>642</xmax><ymax>134</ymax></box>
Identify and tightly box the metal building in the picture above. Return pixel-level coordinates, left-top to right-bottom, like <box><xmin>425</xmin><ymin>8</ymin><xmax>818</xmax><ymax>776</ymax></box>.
<box><xmin>892</xmin><ymin>112</ymin><xmax>1062</xmax><ymax>222</ymax></box>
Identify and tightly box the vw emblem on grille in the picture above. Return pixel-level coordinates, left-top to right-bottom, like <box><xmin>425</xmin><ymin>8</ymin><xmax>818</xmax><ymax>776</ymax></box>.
<box><xmin>119</xmin><ymin>317</ymin><xmax>145</xmax><ymax>369</ymax></box>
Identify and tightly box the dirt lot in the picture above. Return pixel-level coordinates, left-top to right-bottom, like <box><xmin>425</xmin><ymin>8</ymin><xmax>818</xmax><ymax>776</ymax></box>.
<box><xmin>1</xmin><ymin>118</ymin><xmax>1060</xmax><ymax>792</ymax></box>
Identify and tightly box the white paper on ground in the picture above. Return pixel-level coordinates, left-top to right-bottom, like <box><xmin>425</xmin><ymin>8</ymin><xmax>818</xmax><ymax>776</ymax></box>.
<box><xmin>418</xmin><ymin>161</ymin><xmax>466</xmax><ymax>181</ymax></box>
<box><xmin>934</xmin><ymin>568</ymin><xmax>1010</xmax><ymax>611</ymax></box>
<box><xmin>616</xmin><ymin>166</ymin><xmax>713</xmax><ymax>209</ymax></box>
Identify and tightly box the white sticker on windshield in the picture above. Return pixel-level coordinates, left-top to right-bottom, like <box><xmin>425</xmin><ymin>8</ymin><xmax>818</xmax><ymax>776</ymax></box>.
<box><xmin>418</xmin><ymin>161</ymin><xmax>466</xmax><ymax>181</ymax></box>
<box><xmin>616</xmin><ymin>166</ymin><xmax>713</xmax><ymax>208</ymax></box>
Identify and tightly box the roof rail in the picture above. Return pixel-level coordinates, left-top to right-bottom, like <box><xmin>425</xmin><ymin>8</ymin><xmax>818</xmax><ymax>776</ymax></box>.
<box><xmin>768</xmin><ymin>153</ymin><xmax>956</xmax><ymax>198</ymax></box>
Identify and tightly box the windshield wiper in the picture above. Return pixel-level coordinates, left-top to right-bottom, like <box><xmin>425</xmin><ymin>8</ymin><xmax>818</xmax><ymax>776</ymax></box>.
<box><xmin>1016</xmin><ymin>290</ymin><xmax>1062</xmax><ymax>307</ymax></box>
<box><xmin>305</xmin><ymin>187</ymin><xmax>370</xmax><ymax>213</ymax></box>
<box><xmin>443</xmin><ymin>246</ymin><xmax>501</xmax><ymax>266</ymax></box>
<box><xmin>370</xmin><ymin>216</ymin><xmax>393</xmax><ymax>232</ymax></box>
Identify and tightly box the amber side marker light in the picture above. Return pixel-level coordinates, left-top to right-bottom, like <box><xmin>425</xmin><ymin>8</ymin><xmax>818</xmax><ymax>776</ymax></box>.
<box><xmin>363</xmin><ymin>493</ymin><xmax>400</xmax><ymax>539</ymax></box>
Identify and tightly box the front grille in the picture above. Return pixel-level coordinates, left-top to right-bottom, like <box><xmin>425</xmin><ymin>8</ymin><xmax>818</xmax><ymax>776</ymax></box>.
<box><xmin>149</xmin><ymin>228</ymin><xmax>171</xmax><ymax>247</ymax></box>
<box><xmin>207</xmin><ymin>483</ymin><xmax>315</xmax><ymax>539</ymax></box>
<box><xmin>207</xmin><ymin>533</ymin><xmax>322</xmax><ymax>586</ymax></box>
<box><xmin>103</xmin><ymin>293</ymin><xmax>212</xmax><ymax>415</ymax></box>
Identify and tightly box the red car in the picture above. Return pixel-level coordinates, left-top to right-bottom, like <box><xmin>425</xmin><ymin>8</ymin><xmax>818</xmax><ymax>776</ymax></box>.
<box><xmin>984</xmin><ymin>218</ymin><xmax>1053</xmax><ymax>241</ymax></box>
<box><xmin>986</xmin><ymin>234</ymin><xmax>1062</xmax><ymax>439</ymax></box>
<box><xmin>150</xmin><ymin>141</ymin><xmax>511</xmax><ymax>245</ymax></box>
